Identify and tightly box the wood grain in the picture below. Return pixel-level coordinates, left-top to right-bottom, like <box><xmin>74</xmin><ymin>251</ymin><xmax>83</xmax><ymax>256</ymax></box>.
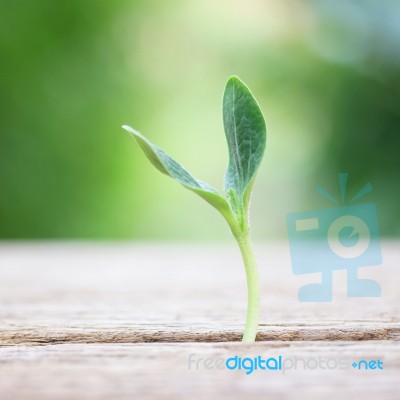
<box><xmin>0</xmin><ymin>242</ymin><xmax>399</xmax><ymax>399</ymax></box>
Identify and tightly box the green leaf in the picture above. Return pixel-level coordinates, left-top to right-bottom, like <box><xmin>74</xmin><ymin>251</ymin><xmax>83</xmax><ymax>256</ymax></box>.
<box><xmin>222</xmin><ymin>76</ymin><xmax>266</xmax><ymax>212</ymax></box>
<box><xmin>122</xmin><ymin>125</ymin><xmax>234</xmax><ymax>224</ymax></box>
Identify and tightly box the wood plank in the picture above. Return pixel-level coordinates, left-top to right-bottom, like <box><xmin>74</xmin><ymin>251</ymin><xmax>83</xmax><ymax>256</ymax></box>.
<box><xmin>0</xmin><ymin>342</ymin><xmax>399</xmax><ymax>400</ymax></box>
<box><xmin>0</xmin><ymin>242</ymin><xmax>398</xmax><ymax>344</ymax></box>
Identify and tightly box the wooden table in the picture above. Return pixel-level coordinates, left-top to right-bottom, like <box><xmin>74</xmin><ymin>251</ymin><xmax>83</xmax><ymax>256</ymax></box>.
<box><xmin>0</xmin><ymin>242</ymin><xmax>399</xmax><ymax>399</ymax></box>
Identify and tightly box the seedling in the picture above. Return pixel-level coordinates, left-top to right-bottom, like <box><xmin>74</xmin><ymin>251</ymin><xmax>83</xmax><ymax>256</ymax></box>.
<box><xmin>122</xmin><ymin>76</ymin><xmax>266</xmax><ymax>342</ymax></box>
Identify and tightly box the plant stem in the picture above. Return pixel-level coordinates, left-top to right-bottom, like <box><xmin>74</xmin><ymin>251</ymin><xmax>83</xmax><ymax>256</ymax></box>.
<box><xmin>233</xmin><ymin>227</ymin><xmax>260</xmax><ymax>342</ymax></box>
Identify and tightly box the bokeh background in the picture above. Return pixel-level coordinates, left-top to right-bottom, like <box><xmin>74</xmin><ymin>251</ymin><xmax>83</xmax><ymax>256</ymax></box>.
<box><xmin>1</xmin><ymin>0</ymin><xmax>399</xmax><ymax>240</ymax></box>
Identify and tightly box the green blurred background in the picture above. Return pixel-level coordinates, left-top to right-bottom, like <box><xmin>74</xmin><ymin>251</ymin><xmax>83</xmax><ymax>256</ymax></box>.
<box><xmin>1</xmin><ymin>0</ymin><xmax>399</xmax><ymax>240</ymax></box>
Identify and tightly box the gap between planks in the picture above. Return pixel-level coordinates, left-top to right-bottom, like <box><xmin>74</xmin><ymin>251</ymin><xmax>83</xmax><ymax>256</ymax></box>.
<box><xmin>1</xmin><ymin>323</ymin><xmax>399</xmax><ymax>345</ymax></box>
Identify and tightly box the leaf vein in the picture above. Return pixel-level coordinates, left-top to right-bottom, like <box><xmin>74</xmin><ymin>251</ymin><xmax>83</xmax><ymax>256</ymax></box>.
<box><xmin>231</xmin><ymin>84</ymin><xmax>244</xmax><ymax>194</ymax></box>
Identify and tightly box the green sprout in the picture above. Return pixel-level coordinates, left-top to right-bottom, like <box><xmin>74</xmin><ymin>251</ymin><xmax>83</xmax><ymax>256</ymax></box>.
<box><xmin>123</xmin><ymin>76</ymin><xmax>266</xmax><ymax>342</ymax></box>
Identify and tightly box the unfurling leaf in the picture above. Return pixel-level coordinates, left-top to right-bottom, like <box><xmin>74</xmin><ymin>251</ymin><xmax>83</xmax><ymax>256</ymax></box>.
<box><xmin>223</xmin><ymin>76</ymin><xmax>266</xmax><ymax>214</ymax></box>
